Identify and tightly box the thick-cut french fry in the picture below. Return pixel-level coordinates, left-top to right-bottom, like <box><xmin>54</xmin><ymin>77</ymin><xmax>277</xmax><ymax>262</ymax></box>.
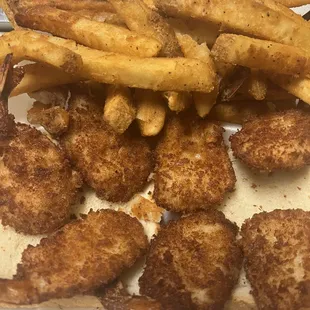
<box><xmin>47</xmin><ymin>35</ymin><xmax>216</xmax><ymax>93</ymax></box>
<box><xmin>108</xmin><ymin>0</ymin><xmax>191</xmax><ymax>113</ymax></box>
<box><xmin>276</xmin><ymin>0</ymin><xmax>310</xmax><ymax>6</ymax></box>
<box><xmin>75</xmin><ymin>9</ymin><xmax>125</xmax><ymax>26</ymax></box>
<box><xmin>108</xmin><ymin>0</ymin><xmax>182</xmax><ymax>57</ymax></box>
<box><xmin>167</xmin><ymin>17</ymin><xmax>219</xmax><ymax>47</ymax></box>
<box><xmin>11</xmin><ymin>63</ymin><xmax>79</xmax><ymax>97</ymax></box>
<box><xmin>16</xmin><ymin>0</ymin><xmax>115</xmax><ymax>12</ymax></box>
<box><xmin>135</xmin><ymin>89</ymin><xmax>166</xmax><ymax>136</ymax></box>
<box><xmin>0</xmin><ymin>0</ymin><xmax>18</xmax><ymax>29</ymax></box>
<box><xmin>269</xmin><ymin>74</ymin><xmax>310</xmax><ymax>105</ymax></box>
<box><xmin>212</xmin><ymin>34</ymin><xmax>310</xmax><ymax>76</ymax></box>
<box><xmin>15</xmin><ymin>6</ymin><xmax>162</xmax><ymax>58</ymax></box>
<box><xmin>103</xmin><ymin>85</ymin><xmax>136</xmax><ymax>134</ymax></box>
<box><xmin>177</xmin><ymin>33</ymin><xmax>219</xmax><ymax>117</ymax></box>
<box><xmin>247</xmin><ymin>70</ymin><xmax>268</xmax><ymax>101</ymax></box>
<box><xmin>154</xmin><ymin>0</ymin><xmax>310</xmax><ymax>53</ymax></box>
<box><xmin>0</xmin><ymin>30</ymin><xmax>83</xmax><ymax>74</ymax></box>
<box><xmin>163</xmin><ymin>91</ymin><xmax>192</xmax><ymax>112</ymax></box>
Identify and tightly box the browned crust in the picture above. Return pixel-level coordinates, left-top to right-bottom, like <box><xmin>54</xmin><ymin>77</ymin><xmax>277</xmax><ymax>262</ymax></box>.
<box><xmin>61</xmin><ymin>89</ymin><xmax>153</xmax><ymax>202</ymax></box>
<box><xmin>230</xmin><ymin>109</ymin><xmax>310</xmax><ymax>172</ymax></box>
<box><xmin>0</xmin><ymin>123</ymin><xmax>82</xmax><ymax>234</ymax></box>
<box><xmin>153</xmin><ymin>115</ymin><xmax>236</xmax><ymax>213</ymax></box>
<box><xmin>139</xmin><ymin>210</ymin><xmax>243</xmax><ymax>310</ymax></box>
<box><xmin>241</xmin><ymin>209</ymin><xmax>310</xmax><ymax>310</ymax></box>
<box><xmin>6</xmin><ymin>209</ymin><xmax>148</xmax><ymax>304</ymax></box>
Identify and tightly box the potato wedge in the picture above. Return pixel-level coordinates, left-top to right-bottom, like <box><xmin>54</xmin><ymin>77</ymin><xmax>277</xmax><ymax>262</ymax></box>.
<box><xmin>11</xmin><ymin>63</ymin><xmax>79</xmax><ymax>97</ymax></box>
<box><xmin>177</xmin><ymin>33</ymin><xmax>219</xmax><ymax>117</ymax></box>
<box><xmin>15</xmin><ymin>6</ymin><xmax>162</xmax><ymax>58</ymax></box>
<box><xmin>212</xmin><ymin>34</ymin><xmax>310</xmax><ymax>76</ymax></box>
<box><xmin>136</xmin><ymin>89</ymin><xmax>166</xmax><ymax>136</ymax></box>
<box><xmin>0</xmin><ymin>30</ymin><xmax>82</xmax><ymax>74</ymax></box>
<box><xmin>103</xmin><ymin>85</ymin><xmax>136</xmax><ymax>134</ymax></box>
<box><xmin>270</xmin><ymin>74</ymin><xmax>310</xmax><ymax>105</ymax></box>
<box><xmin>108</xmin><ymin>0</ymin><xmax>182</xmax><ymax>57</ymax></box>
<box><xmin>247</xmin><ymin>71</ymin><xmax>268</xmax><ymax>101</ymax></box>
<box><xmin>154</xmin><ymin>0</ymin><xmax>310</xmax><ymax>53</ymax></box>
<box><xmin>47</xmin><ymin>36</ymin><xmax>216</xmax><ymax>92</ymax></box>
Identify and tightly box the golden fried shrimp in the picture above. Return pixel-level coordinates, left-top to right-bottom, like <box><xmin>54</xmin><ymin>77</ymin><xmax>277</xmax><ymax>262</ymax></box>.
<box><xmin>139</xmin><ymin>210</ymin><xmax>243</xmax><ymax>310</ymax></box>
<box><xmin>230</xmin><ymin>110</ymin><xmax>310</xmax><ymax>172</ymax></box>
<box><xmin>241</xmin><ymin>209</ymin><xmax>310</xmax><ymax>310</ymax></box>
<box><xmin>154</xmin><ymin>115</ymin><xmax>236</xmax><ymax>213</ymax></box>
<box><xmin>0</xmin><ymin>209</ymin><xmax>148</xmax><ymax>305</ymax></box>
<box><xmin>61</xmin><ymin>87</ymin><xmax>153</xmax><ymax>202</ymax></box>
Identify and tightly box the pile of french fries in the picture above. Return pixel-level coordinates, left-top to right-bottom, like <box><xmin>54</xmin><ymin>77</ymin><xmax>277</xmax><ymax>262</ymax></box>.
<box><xmin>1</xmin><ymin>0</ymin><xmax>310</xmax><ymax>135</ymax></box>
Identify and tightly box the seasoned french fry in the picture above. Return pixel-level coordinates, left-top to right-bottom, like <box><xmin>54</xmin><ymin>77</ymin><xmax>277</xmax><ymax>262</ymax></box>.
<box><xmin>177</xmin><ymin>33</ymin><xmax>219</xmax><ymax>117</ymax></box>
<box><xmin>154</xmin><ymin>0</ymin><xmax>310</xmax><ymax>53</ymax></box>
<box><xmin>276</xmin><ymin>0</ymin><xmax>310</xmax><ymax>6</ymax></box>
<box><xmin>108</xmin><ymin>0</ymin><xmax>182</xmax><ymax>57</ymax></box>
<box><xmin>135</xmin><ymin>89</ymin><xmax>166</xmax><ymax>136</ymax></box>
<box><xmin>15</xmin><ymin>6</ymin><xmax>162</xmax><ymax>58</ymax></box>
<box><xmin>269</xmin><ymin>74</ymin><xmax>310</xmax><ymax>105</ymax></box>
<box><xmin>212</xmin><ymin>34</ymin><xmax>310</xmax><ymax>76</ymax></box>
<box><xmin>47</xmin><ymin>36</ymin><xmax>216</xmax><ymax>93</ymax></box>
<box><xmin>0</xmin><ymin>30</ymin><xmax>83</xmax><ymax>74</ymax></box>
<box><xmin>247</xmin><ymin>70</ymin><xmax>268</xmax><ymax>101</ymax></box>
<box><xmin>103</xmin><ymin>85</ymin><xmax>136</xmax><ymax>134</ymax></box>
<box><xmin>16</xmin><ymin>0</ymin><xmax>115</xmax><ymax>12</ymax></box>
<box><xmin>75</xmin><ymin>9</ymin><xmax>125</xmax><ymax>26</ymax></box>
<box><xmin>163</xmin><ymin>91</ymin><xmax>192</xmax><ymax>112</ymax></box>
<box><xmin>11</xmin><ymin>63</ymin><xmax>79</xmax><ymax>97</ymax></box>
<box><xmin>167</xmin><ymin>17</ymin><xmax>219</xmax><ymax>47</ymax></box>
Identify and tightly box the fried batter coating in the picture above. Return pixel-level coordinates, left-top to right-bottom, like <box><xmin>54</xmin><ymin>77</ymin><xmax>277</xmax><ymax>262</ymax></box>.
<box><xmin>61</xmin><ymin>88</ymin><xmax>153</xmax><ymax>202</ymax></box>
<box><xmin>139</xmin><ymin>210</ymin><xmax>243</xmax><ymax>310</ymax></box>
<box><xmin>0</xmin><ymin>123</ymin><xmax>82</xmax><ymax>235</ymax></box>
<box><xmin>0</xmin><ymin>209</ymin><xmax>148</xmax><ymax>305</ymax></box>
<box><xmin>230</xmin><ymin>110</ymin><xmax>310</xmax><ymax>172</ymax></box>
<box><xmin>241</xmin><ymin>209</ymin><xmax>310</xmax><ymax>310</ymax></box>
<box><xmin>153</xmin><ymin>115</ymin><xmax>236</xmax><ymax>213</ymax></box>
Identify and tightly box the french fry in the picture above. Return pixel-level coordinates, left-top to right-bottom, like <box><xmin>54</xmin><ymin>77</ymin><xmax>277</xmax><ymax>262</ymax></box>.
<box><xmin>212</xmin><ymin>34</ymin><xmax>310</xmax><ymax>76</ymax></box>
<box><xmin>269</xmin><ymin>74</ymin><xmax>310</xmax><ymax>105</ymax></box>
<box><xmin>163</xmin><ymin>91</ymin><xmax>192</xmax><ymax>112</ymax></box>
<box><xmin>11</xmin><ymin>63</ymin><xmax>79</xmax><ymax>97</ymax></box>
<box><xmin>247</xmin><ymin>70</ymin><xmax>268</xmax><ymax>101</ymax></box>
<box><xmin>15</xmin><ymin>6</ymin><xmax>162</xmax><ymax>58</ymax></box>
<box><xmin>108</xmin><ymin>0</ymin><xmax>182</xmax><ymax>57</ymax></box>
<box><xmin>47</xmin><ymin>35</ymin><xmax>216</xmax><ymax>92</ymax></box>
<box><xmin>103</xmin><ymin>85</ymin><xmax>136</xmax><ymax>134</ymax></box>
<box><xmin>16</xmin><ymin>0</ymin><xmax>115</xmax><ymax>12</ymax></box>
<box><xmin>154</xmin><ymin>0</ymin><xmax>310</xmax><ymax>53</ymax></box>
<box><xmin>167</xmin><ymin>17</ymin><xmax>220</xmax><ymax>47</ymax></box>
<box><xmin>135</xmin><ymin>89</ymin><xmax>166</xmax><ymax>136</ymax></box>
<box><xmin>177</xmin><ymin>33</ymin><xmax>219</xmax><ymax>117</ymax></box>
<box><xmin>0</xmin><ymin>0</ymin><xmax>19</xmax><ymax>29</ymax></box>
<box><xmin>75</xmin><ymin>9</ymin><xmax>125</xmax><ymax>26</ymax></box>
<box><xmin>108</xmin><ymin>0</ymin><xmax>191</xmax><ymax>112</ymax></box>
<box><xmin>275</xmin><ymin>0</ymin><xmax>310</xmax><ymax>6</ymax></box>
<box><xmin>0</xmin><ymin>30</ymin><xmax>83</xmax><ymax>74</ymax></box>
